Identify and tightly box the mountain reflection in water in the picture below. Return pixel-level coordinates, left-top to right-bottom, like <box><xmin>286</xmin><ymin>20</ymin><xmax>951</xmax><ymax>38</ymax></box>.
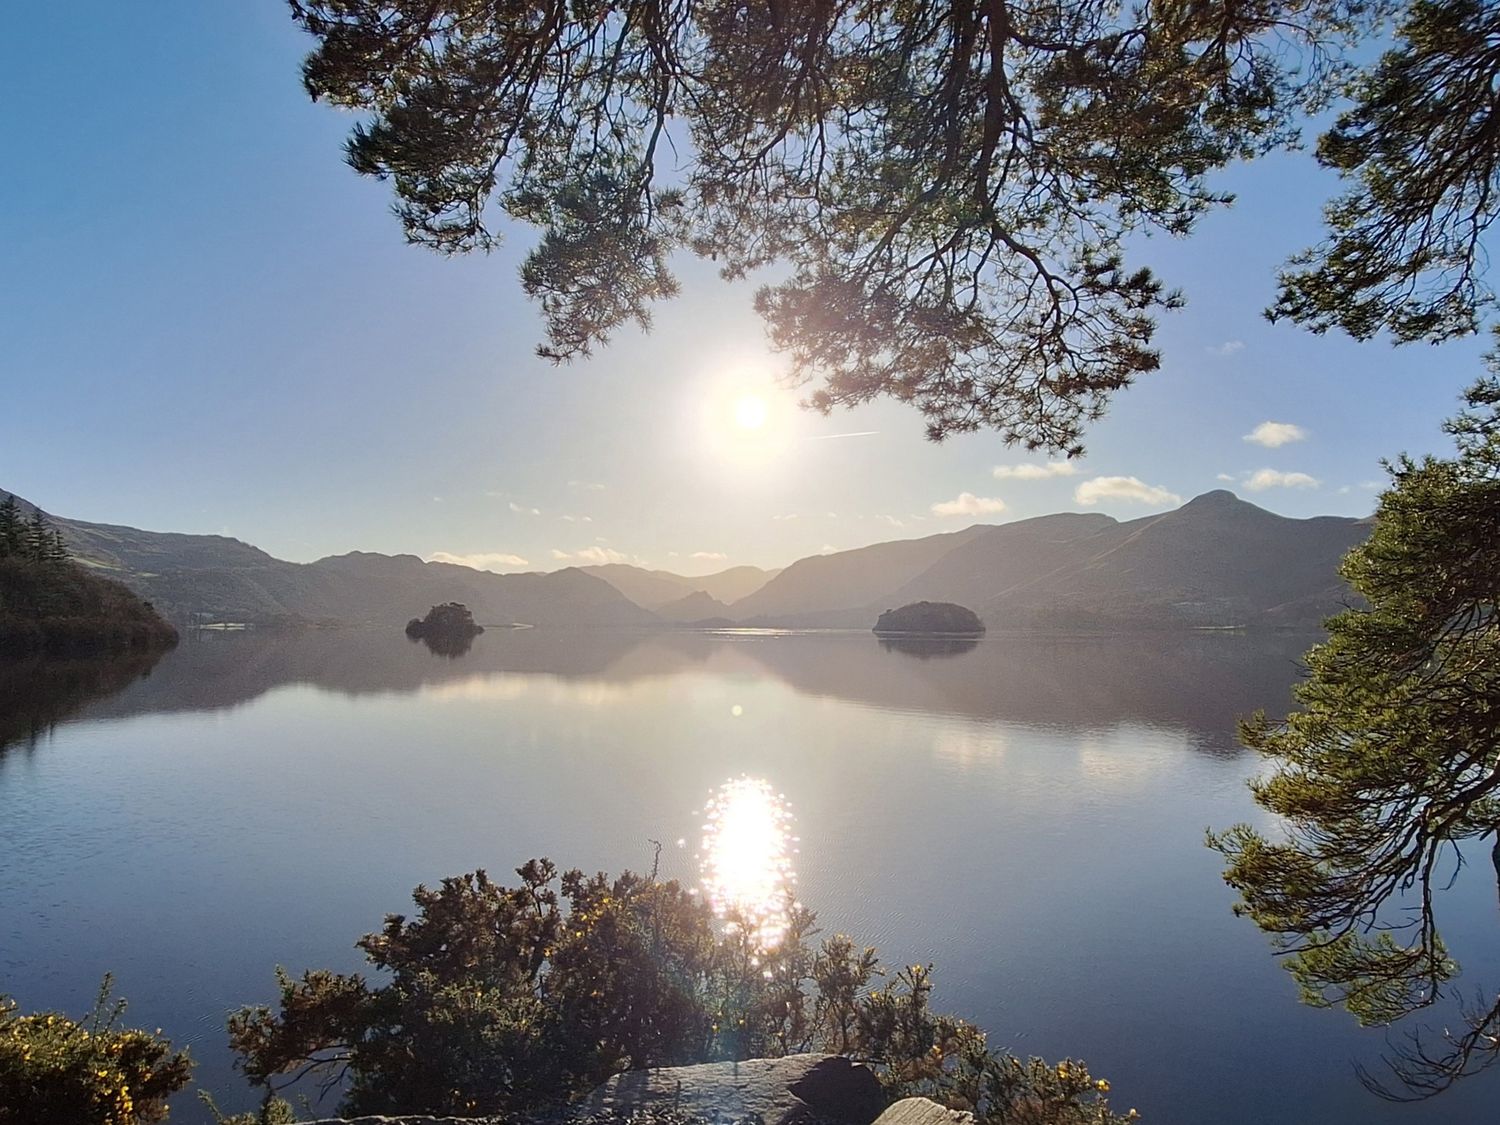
<box><xmin>7</xmin><ymin>627</ymin><xmax>1492</xmax><ymax>1125</ymax></box>
<box><xmin>56</xmin><ymin>626</ymin><xmax>1311</xmax><ymax>755</ymax></box>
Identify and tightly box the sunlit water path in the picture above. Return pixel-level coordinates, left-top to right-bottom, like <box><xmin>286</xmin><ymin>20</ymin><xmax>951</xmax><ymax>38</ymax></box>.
<box><xmin>2</xmin><ymin>629</ymin><xmax>1497</xmax><ymax>1123</ymax></box>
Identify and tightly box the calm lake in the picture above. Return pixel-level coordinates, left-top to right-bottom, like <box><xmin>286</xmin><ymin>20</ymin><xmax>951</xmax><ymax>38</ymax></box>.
<box><xmin>3</xmin><ymin>629</ymin><xmax>1497</xmax><ymax>1124</ymax></box>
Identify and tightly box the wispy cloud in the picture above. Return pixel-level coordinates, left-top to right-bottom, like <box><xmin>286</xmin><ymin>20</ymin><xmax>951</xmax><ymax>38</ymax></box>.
<box><xmin>818</xmin><ymin>543</ymin><xmax>838</xmax><ymax>554</ymax></box>
<box><xmin>772</xmin><ymin>513</ymin><xmax>800</xmax><ymax>522</ymax></box>
<box><xmin>428</xmin><ymin>551</ymin><xmax>530</xmax><ymax>572</ymax></box>
<box><xmin>551</xmin><ymin>545</ymin><xmax>632</xmax><ymax>566</ymax></box>
<box><xmin>808</xmin><ymin>430</ymin><xmax>881</xmax><ymax>441</ymax></box>
<box><xmin>878</xmin><ymin>514</ymin><xmax>905</xmax><ymax>527</ymax></box>
<box><xmin>931</xmin><ymin>492</ymin><xmax>1008</xmax><ymax>517</ymax></box>
<box><xmin>509</xmin><ymin>500</ymin><xmax>542</xmax><ymax>516</ymax></box>
<box><xmin>1074</xmin><ymin>476</ymin><xmax>1182</xmax><ymax>507</ymax></box>
<box><xmin>1208</xmin><ymin>340</ymin><xmax>1246</xmax><ymax>357</ymax></box>
<box><xmin>992</xmin><ymin>461</ymin><xmax>1078</xmax><ymax>480</ymax></box>
<box><xmin>1243</xmin><ymin>421</ymin><xmax>1308</xmax><ymax>448</ymax></box>
<box><xmin>691</xmin><ymin>551</ymin><xmax>727</xmax><ymax>562</ymax></box>
<box><xmin>558</xmin><ymin>514</ymin><xmax>593</xmax><ymax>523</ymax></box>
<box><xmin>568</xmin><ymin>480</ymin><xmax>606</xmax><ymax>492</ymax></box>
<box><xmin>1245</xmin><ymin>468</ymin><xmax>1319</xmax><ymax>491</ymax></box>
<box><xmin>1216</xmin><ymin>473</ymin><xmax>1236</xmax><ymax>483</ymax></box>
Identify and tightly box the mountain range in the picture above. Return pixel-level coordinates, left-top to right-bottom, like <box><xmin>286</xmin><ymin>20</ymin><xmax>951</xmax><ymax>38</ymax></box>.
<box><xmin>3</xmin><ymin>488</ymin><xmax>1372</xmax><ymax>631</ymax></box>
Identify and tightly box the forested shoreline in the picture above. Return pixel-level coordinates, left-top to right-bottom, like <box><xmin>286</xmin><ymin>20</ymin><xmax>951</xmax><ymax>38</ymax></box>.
<box><xmin>0</xmin><ymin>494</ymin><xmax>177</xmax><ymax>655</ymax></box>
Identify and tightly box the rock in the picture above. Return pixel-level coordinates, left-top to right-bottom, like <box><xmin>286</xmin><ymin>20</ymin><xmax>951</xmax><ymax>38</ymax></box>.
<box><xmin>871</xmin><ymin>1099</ymin><xmax>975</xmax><ymax>1125</ymax></box>
<box><xmin>585</xmin><ymin>1054</ymin><xmax>886</xmax><ymax>1125</ymax></box>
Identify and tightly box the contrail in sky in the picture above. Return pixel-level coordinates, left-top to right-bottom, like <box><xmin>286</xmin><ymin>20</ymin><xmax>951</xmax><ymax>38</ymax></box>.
<box><xmin>807</xmin><ymin>430</ymin><xmax>881</xmax><ymax>440</ymax></box>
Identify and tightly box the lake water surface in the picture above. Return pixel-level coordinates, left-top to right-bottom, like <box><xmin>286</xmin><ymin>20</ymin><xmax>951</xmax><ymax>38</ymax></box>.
<box><xmin>2</xmin><ymin>629</ymin><xmax>1497</xmax><ymax>1123</ymax></box>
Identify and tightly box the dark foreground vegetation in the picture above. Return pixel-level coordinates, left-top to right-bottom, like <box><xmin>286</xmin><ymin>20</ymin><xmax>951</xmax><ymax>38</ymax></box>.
<box><xmin>226</xmin><ymin>860</ymin><xmax>1131</xmax><ymax>1124</ymax></box>
<box><xmin>0</xmin><ymin>977</ymin><xmax>192</xmax><ymax>1125</ymax></box>
<box><xmin>0</xmin><ymin>495</ymin><xmax>177</xmax><ymax>656</ymax></box>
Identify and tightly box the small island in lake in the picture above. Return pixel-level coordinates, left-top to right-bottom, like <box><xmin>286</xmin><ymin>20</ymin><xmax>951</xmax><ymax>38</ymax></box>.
<box><xmin>873</xmin><ymin>600</ymin><xmax>986</xmax><ymax>636</ymax></box>
<box><xmin>405</xmin><ymin>602</ymin><xmax>485</xmax><ymax>640</ymax></box>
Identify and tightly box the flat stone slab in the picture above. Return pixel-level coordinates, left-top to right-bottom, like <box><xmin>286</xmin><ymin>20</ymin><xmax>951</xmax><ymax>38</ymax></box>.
<box><xmin>585</xmin><ymin>1054</ymin><xmax>887</xmax><ymax>1125</ymax></box>
<box><xmin>872</xmin><ymin>1099</ymin><xmax>975</xmax><ymax>1125</ymax></box>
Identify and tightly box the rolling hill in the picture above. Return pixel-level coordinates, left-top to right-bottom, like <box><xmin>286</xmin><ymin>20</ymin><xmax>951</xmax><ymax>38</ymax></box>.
<box><xmin>733</xmin><ymin>491</ymin><xmax>1369</xmax><ymax>630</ymax></box>
<box><xmin>4</xmin><ymin>488</ymin><xmax>1370</xmax><ymax>632</ymax></box>
<box><xmin>7</xmin><ymin>498</ymin><xmax>657</xmax><ymax>628</ymax></box>
<box><xmin>579</xmin><ymin>563</ymin><xmax>779</xmax><ymax>609</ymax></box>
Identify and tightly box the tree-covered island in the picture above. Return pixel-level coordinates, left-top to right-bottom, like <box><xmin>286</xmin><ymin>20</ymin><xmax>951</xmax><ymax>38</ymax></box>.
<box><xmin>874</xmin><ymin>602</ymin><xmax>986</xmax><ymax>636</ymax></box>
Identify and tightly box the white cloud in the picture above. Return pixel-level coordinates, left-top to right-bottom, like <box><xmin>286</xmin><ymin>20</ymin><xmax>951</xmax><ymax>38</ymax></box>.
<box><xmin>1245</xmin><ymin>468</ymin><xmax>1319</xmax><ymax>491</ymax></box>
<box><xmin>1208</xmin><ymin>340</ymin><xmax>1246</xmax><ymax>357</ymax></box>
<box><xmin>691</xmin><ymin>551</ymin><xmax>728</xmax><ymax>562</ymax></box>
<box><xmin>1243</xmin><ymin>421</ymin><xmax>1308</xmax><ymax>448</ymax></box>
<box><xmin>551</xmin><ymin>546</ymin><xmax>631</xmax><ymax>565</ymax></box>
<box><xmin>568</xmin><ymin>480</ymin><xmax>606</xmax><ymax>492</ymax></box>
<box><xmin>878</xmin><ymin>514</ymin><xmax>905</xmax><ymax>527</ymax></box>
<box><xmin>772</xmin><ymin>513</ymin><xmax>799</xmax><ymax>522</ymax></box>
<box><xmin>818</xmin><ymin>544</ymin><xmax>838</xmax><ymax>554</ymax></box>
<box><xmin>1216</xmin><ymin>473</ymin><xmax>1235</xmax><ymax>482</ymax></box>
<box><xmin>509</xmin><ymin>501</ymin><xmax>542</xmax><ymax>515</ymax></box>
<box><xmin>428</xmin><ymin>551</ymin><xmax>530</xmax><ymax>572</ymax></box>
<box><xmin>992</xmin><ymin>461</ymin><xmax>1079</xmax><ymax>480</ymax></box>
<box><xmin>558</xmin><ymin>514</ymin><xmax>593</xmax><ymax>523</ymax></box>
<box><xmin>931</xmin><ymin>492</ymin><xmax>1008</xmax><ymax>517</ymax></box>
<box><xmin>1074</xmin><ymin>476</ymin><xmax>1182</xmax><ymax>507</ymax></box>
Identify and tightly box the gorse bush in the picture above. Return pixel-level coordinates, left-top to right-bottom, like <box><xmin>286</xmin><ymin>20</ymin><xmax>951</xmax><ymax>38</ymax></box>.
<box><xmin>229</xmin><ymin>859</ymin><xmax>1136</xmax><ymax>1123</ymax></box>
<box><xmin>0</xmin><ymin>976</ymin><xmax>193</xmax><ymax>1125</ymax></box>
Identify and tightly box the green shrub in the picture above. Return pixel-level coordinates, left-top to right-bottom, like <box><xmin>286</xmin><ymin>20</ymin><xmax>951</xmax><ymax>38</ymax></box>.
<box><xmin>229</xmin><ymin>860</ymin><xmax>1136</xmax><ymax>1123</ymax></box>
<box><xmin>0</xmin><ymin>977</ymin><xmax>193</xmax><ymax>1124</ymax></box>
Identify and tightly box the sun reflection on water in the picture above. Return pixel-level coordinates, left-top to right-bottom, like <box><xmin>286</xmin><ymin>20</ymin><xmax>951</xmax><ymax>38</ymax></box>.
<box><xmin>698</xmin><ymin>777</ymin><xmax>798</xmax><ymax>950</ymax></box>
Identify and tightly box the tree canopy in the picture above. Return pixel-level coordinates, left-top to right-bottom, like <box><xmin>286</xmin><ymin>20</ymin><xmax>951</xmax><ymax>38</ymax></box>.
<box><xmin>284</xmin><ymin>0</ymin><xmax>1498</xmax><ymax>451</ymax></box>
<box><xmin>1211</xmin><ymin>355</ymin><xmax>1500</xmax><ymax>1098</ymax></box>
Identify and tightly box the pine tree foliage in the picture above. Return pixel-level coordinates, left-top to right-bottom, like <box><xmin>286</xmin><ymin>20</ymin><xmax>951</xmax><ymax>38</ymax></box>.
<box><xmin>0</xmin><ymin>495</ymin><xmax>70</xmax><ymax>565</ymax></box>
<box><xmin>1211</xmin><ymin>351</ymin><xmax>1500</xmax><ymax>1099</ymax></box>
<box><xmin>288</xmin><ymin>0</ymin><xmax>1391</xmax><ymax>450</ymax></box>
<box><xmin>1272</xmin><ymin>0</ymin><xmax>1500</xmax><ymax>342</ymax></box>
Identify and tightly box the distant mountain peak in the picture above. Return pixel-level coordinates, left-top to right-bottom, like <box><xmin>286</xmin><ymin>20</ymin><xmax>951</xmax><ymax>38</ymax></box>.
<box><xmin>1182</xmin><ymin>489</ymin><xmax>1244</xmax><ymax>507</ymax></box>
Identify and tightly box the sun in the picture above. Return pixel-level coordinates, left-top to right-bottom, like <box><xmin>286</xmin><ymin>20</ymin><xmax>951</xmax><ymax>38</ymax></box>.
<box><xmin>733</xmin><ymin>394</ymin><xmax>769</xmax><ymax>430</ymax></box>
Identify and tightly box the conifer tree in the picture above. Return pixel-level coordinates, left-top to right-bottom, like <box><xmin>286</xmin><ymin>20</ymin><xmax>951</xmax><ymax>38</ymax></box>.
<box><xmin>24</xmin><ymin>509</ymin><xmax>48</xmax><ymax>563</ymax></box>
<box><xmin>1212</xmin><ymin>357</ymin><xmax>1500</xmax><ymax>1097</ymax></box>
<box><xmin>0</xmin><ymin>494</ymin><xmax>20</xmax><ymax>559</ymax></box>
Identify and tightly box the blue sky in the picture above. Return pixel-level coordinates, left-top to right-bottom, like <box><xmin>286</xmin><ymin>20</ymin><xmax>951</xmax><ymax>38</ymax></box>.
<box><xmin>0</xmin><ymin>3</ymin><xmax>1488</xmax><ymax>575</ymax></box>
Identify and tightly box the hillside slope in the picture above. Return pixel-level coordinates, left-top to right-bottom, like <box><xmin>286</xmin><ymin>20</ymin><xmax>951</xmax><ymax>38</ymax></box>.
<box><xmin>978</xmin><ymin>491</ymin><xmax>1368</xmax><ymax>628</ymax></box>
<box><xmin>16</xmin><ymin>498</ymin><xmax>657</xmax><ymax>628</ymax></box>
<box><xmin>729</xmin><ymin>526</ymin><xmax>994</xmax><ymax>621</ymax></box>
<box><xmin>580</xmin><ymin>564</ymin><xmax>779</xmax><ymax>609</ymax></box>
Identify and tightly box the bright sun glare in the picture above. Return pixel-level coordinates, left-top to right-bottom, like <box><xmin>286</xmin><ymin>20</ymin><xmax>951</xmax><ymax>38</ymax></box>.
<box><xmin>699</xmin><ymin>777</ymin><xmax>797</xmax><ymax>950</ymax></box>
<box><xmin>734</xmin><ymin>394</ymin><xmax>769</xmax><ymax>430</ymax></box>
